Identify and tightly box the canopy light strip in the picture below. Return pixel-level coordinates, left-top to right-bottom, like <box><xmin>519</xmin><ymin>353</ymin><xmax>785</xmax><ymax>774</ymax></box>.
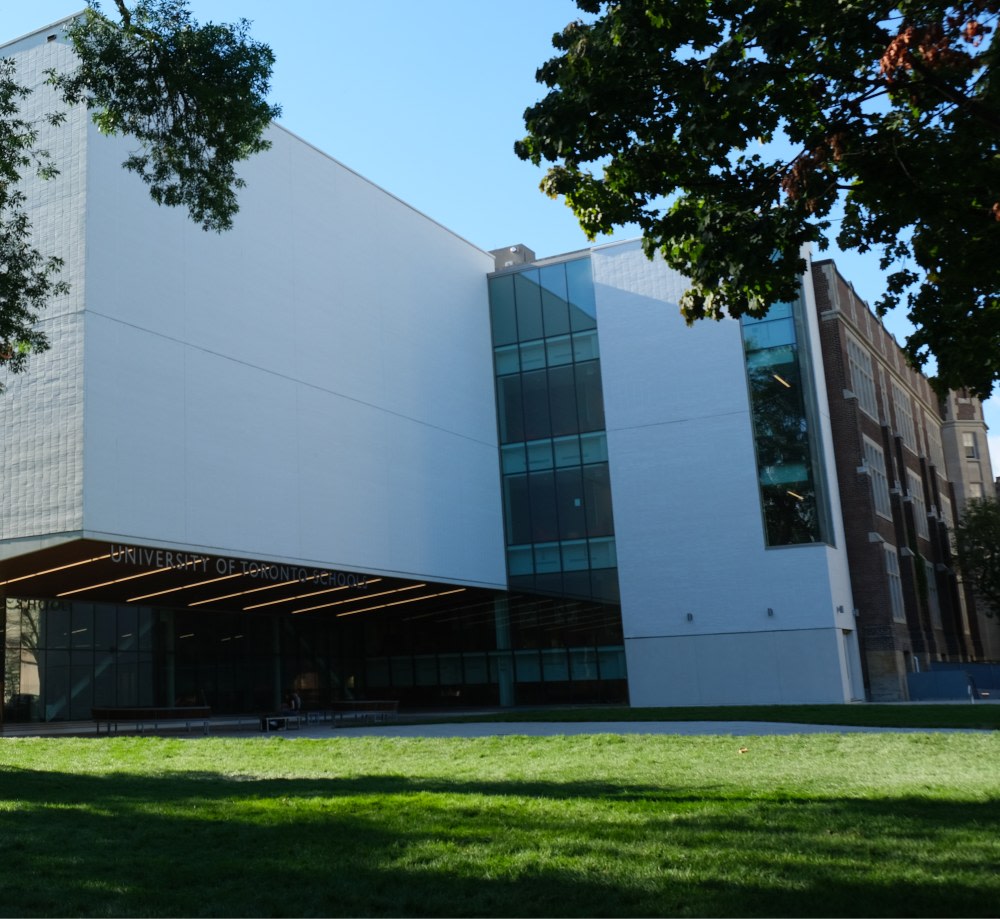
<box><xmin>58</xmin><ymin>564</ymin><xmax>183</xmax><ymax>597</ymax></box>
<box><xmin>242</xmin><ymin>578</ymin><xmax>383</xmax><ymax>611</ymax></box>
<box><xmin>0</xmin><ymin>554</ymin><xmax>112</xmax><ymax>587</ymax></box>
<box><xmin>61</xmin><ymin>555</ymin><xmax>217</xmax><ymax>598</ymax></box>
<box><xmin>191</xmin><ymin>575</ymin><xmax>381</xmax><ymax>609</ymax></box>
<box><xmin>291</xmin><ymin>583</ymin><xmax>425</xmax><ymax>615</ymax></box>
<box><xmin>335</xmin><ymin>588</ymin><xmax>467</xmax><ymax>618</ymax></box>
<box><xmin>188</xmin><ymin>579</ymin><xmax>301</xmax><ymax>607</ymax></box>
<box><xmin>128</xmin><ymin>571</ymin><xmax>245</xmax><ymax>602</ymax></box>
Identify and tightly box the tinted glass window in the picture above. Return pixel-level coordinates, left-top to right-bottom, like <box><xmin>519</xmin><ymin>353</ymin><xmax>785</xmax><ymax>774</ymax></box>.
<box><xmin>566</xmin><ymin>258</ymin><xmax>597</xmax><ymax>331</ymax></box>
<box><xmin>488</xmin><ymin>275</ymin><xmax>517</xmax><ymax>345</ymax></box>
<box><xmin>575</xmin><ymin>362</ymin><xmax>606</xmax><ymax>432</ymax></box>
<box><xmin>503</xmin><ymin>475</ymin><xmax>532</xmax><ymax>545</ymax></box>
<box><xmin>539</xmin><ymin>263</ymin><xmax>570</xmax><ymax>337</ymax></box>
<box><xmin>741</xmin><ymin>297</ymin><xmax>829</xmax><ymax>546</ymax></box>
<box><xmin>528</xmin><ymin>472</ymin><xmax>558</xmax><ymax>542</ymax></box>
<box><xmin>514</xmin><ymin>270</ymin><xmax>544</xmax><ymax>341</ymax></box>
<box><xmin>555</xmin><ymin>467</ymin><xmax>586</xmax><ymax>540</ymax></box>
<box><xmin>521</xmin><ymin>370</ymin><xmax>552</xmax><ymax>441</ymax></box>
<box><xmin>583</xmin><ymin>464</ymin><xmax>614</xmax><ymax>536</ymax></box>
<box><xmin>497</xmin><ymin>375</ymin><xmax>524</xmax><ymax>443</ymax></box>
<box><xmin>548</xmin><ymin>365</ymin><xmax>579</xmax><ymax>437</ymax></box>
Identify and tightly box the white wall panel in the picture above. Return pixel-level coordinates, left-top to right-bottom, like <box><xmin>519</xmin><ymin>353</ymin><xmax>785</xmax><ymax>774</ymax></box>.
<box><xmin>626</xmin><ymin>629</ymin><xmax>850</xmax><ymax>706</ymax></box>
<box><xmin>181</xmin><ymin>349</ymin><xmax>302</xmax><ymax>555</ymax></box>
<box><xmin>82</xmin><ymin>315</ymin><xmax>188</xmax><ymax>543</ymax></box>
<box><xmin>79</xmin><ymin>114</ymin><xmax>505</xmax><ymax>586</ymax></box>
<box><xmin>592</xmin><ymin>241</ymin><xmax>859</xmax><ymax>702</ymax></box>
<box><xmin>0</xmin><ymin>37</ymin><xmax>87</xmax><ymax>541</ymax></box>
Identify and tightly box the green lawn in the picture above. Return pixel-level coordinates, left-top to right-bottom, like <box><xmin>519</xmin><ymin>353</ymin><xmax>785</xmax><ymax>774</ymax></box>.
<box><xmin>0</xmin><ymin>732</ymin><xmax>998</xmax><ymax>917</ymax></box>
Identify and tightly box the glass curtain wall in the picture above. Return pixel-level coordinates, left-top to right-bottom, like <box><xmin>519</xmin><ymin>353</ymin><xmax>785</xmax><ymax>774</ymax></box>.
<box><xmin>3</xmin><ymin>591</ymin><xmax>628</xmax><ymax>721</ymax></box>
<box><xmin>361</xmin><ymin>592</ymin><xmax>626</xmax><ymax>706</ymax></box>
<box><xmin>489</xmin><ymin>258</ymin><xmax>620</xmax><ymax>603</ymax></box>
<box><xmin>3</xmin><ymin>598</ymin><xmax>155</xmax><ymax>722</ymax></box>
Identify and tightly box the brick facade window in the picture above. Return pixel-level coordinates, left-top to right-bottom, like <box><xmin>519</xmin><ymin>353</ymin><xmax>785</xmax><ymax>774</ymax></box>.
<box><xmin>863</xmin><ymin>437</ymin><xmax>892</xmax><ymax>518</ymax></box>
<box><xmin>884</xmin><ymin>545</ymin><xmax>906</xmax><ymax>622</ymax></box>
<box><xmin>925</xmin><ymin>560</ymin><xmax>943</xmax><ymax>629</ymax></box>
<box><xmin>907</xmin><ymin>470</ymin><xmax>929</xmax><ymax>540</ymax></box>
<box><xmin>891</xmin><ymin>380</ymin><xmax>917</xmax><ymax>452</ymax></box>
<box><xmin>846</xmin><ymin>336</ymin><xmax>878</xmax><ymax>418</ymax></box>
<box><xmin>926</xmin><ymin>424</ymin><xmax>945</xmax><ymax>471</ymax></box>
<box><xmin>940</xmin><ymin>493</ymin><xmax>954</xmax><ymax>528</ymax></box>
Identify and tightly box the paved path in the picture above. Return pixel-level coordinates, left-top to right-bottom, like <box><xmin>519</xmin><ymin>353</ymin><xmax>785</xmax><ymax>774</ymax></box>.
<box><xmin>261</xmin><ymin>719</ymin><xmax>978</xmax><ymax>740</ymax></box>
<box><xmin>2</xmin><ymin>716</ymin><xmax>985</xmax><ymax>739</ymax></box>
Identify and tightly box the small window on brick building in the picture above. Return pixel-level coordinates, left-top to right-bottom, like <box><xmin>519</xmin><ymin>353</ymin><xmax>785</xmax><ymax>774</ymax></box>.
<box><xmin>907</xmin><ymin>470</ymin><xmax>928</xmax><ymax>540</ymax></box>
<box><xmin>940</xmin><ymin>494</ymin><xmax>954</xmax><ymax>528</ymax></box>
<box><xmin>846</xmin><ymin>336</ymin><xmax>878</xmax><ymax>419</ymax></box>
<box><xmin>863</xmin><ymin>437</ymin><xmax>892</xmax><ymax>519</ymax></box>
<box><xmin>891</xmin><ymin>381</ymin><xmax>917</xmax><ymax>452</ymax></box>
<box><xmin>925</xmin><ymin>561</ymin><xmax>943</xmax><ymax>630</ymax></box>
<box><xmin>884</xmin><ymin>545</ymin><xmax>906</xmax><ymax>623</ymax></box>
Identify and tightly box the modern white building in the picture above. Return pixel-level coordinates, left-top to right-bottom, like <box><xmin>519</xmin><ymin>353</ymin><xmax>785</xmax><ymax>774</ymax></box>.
<box><xmin>591</xmin><ymin>242</ymin><xmax>864</xmax><ymax>705</ymax></box>
<box><xmin>2</xmin><ymin>20</ymin><xmax>988</xmax><ymax>723</ymax></box>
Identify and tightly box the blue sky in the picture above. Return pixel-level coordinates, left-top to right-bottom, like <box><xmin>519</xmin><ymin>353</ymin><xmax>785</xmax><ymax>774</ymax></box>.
<box><xmin>5</xmin><ymin>1</ymin><xmax>998</xmax><ymax>475</ymax></box>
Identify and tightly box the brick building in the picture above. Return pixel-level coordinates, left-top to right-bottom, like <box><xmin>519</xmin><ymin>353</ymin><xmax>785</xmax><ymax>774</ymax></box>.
<box><xmin>811</xmin><ymin>260</ymin><xmax>998</xmax><ymax>698</ymax></box>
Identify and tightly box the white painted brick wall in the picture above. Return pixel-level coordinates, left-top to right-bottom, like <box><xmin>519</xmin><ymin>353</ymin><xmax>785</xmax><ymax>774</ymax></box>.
<box><xmin>0</xmin><ymin>34</ymin><xmax>86</xmax><ymax>540</ymax></box>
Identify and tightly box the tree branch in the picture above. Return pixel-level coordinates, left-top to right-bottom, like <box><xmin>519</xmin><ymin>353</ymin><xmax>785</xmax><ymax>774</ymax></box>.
<box><xmin>906</xmin><ymin>56</ymin><xmax>1000</xmax><ymax>132</ymax></box>
<box><xmin>113</xmin><ymin>0</ymin><xmax>132</xmax><ymax>28</ymax></box>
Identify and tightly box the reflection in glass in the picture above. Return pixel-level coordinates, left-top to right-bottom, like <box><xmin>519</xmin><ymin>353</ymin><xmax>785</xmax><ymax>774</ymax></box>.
<box><xmin>488</xmin><ymin>275</ymin><xmax>517</xmax><ymax>345</ymax></box>
<box><xmin>742</xmin><ymin>299</ymin><xmax>828</xmax><ymax>546</ymax></box>
<box><xmin>526</xmin><ymin>440</ymin><xmax>554</xmax><ymax>471</ymax></box>
<box><xmin>539</xmin><ymin>263</ymin><xmax>570</xmax><ymax>337</ymax></box>
<box><xmin>566</xmin><ymin>258</ymin><xmax>597</xmax><ymax>330</ymax></box>
<box><xmin>514</xmin><ymin>270</ymin><xmax>544</xmax><ymax>341</ymax></box>
<box><xmin>519</xmin><ymin>340</ymin><xmax>546</xmax><ymax>371</ymax></box>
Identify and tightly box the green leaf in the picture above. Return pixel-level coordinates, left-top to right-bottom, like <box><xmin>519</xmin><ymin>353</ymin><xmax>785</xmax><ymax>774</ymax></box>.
<box><xmin>518</xmin><ymin>0</ymin><xmax>1000</xmax><ymax>397</ymax></box>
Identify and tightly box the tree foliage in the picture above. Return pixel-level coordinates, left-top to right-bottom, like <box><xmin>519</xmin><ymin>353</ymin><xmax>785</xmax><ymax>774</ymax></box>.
<box><xmin>54</xmin><ymin>0</ymin><xmax>280</xmax><ymax>232</ymax></box>
<box><xmin>1</xmin><ymin>0</ymin><xmax>279</xmax><ymax>389</ymax></box>
<box><xmin>954</xmin><ymin>496</ymin><xmax>1000</xmax><ymax>616</ymax></box>
<box><xmin>517</xmin><ymin>1</ymin><xmax>1000</xmax><ymax>398</ymax></box>
<box><xmin>0</xmin><ymin>60</ymin><xmax>68</xmax><ymax>387</ymax></box>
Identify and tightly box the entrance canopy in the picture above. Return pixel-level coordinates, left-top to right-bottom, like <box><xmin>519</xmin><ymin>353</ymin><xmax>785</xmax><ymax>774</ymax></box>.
<box><xmin>0</xmin><ymin>539</ymin><xmax>473</xmax><ymax>618</ymax></box>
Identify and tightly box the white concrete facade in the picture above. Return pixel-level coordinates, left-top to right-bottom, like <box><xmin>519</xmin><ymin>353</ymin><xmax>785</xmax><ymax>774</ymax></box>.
<box><xmin>592</xmin><ymin>241</ymin><xmax>864</xmax><ymax>704</ymax></box>
<box><xmin>0</xmin><ymin>33</ymin><xmax>87</xmax><ymax>549</ymax></box>
<box><xmin>1</xmin><ymin>28</ymin><xmax>507</xmax><ymax>590</ymax></box>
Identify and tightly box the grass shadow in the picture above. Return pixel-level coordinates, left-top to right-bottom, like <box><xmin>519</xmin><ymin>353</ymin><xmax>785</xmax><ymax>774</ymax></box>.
<box><xmin>0</xmin><ymin>764</ymin><xmax>997</xmax><ymax>917</ymax></box>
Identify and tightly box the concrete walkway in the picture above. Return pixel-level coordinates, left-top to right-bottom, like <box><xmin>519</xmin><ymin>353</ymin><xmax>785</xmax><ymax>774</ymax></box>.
<box><xmin>3</xmin><ymin>708</ymin><xmax>990</xmax><ymax>739</ymax></box>
<box><xmin>297</xmin><ymin>719</ymin><xmax>978</xmax><ymax>739</ymax></box>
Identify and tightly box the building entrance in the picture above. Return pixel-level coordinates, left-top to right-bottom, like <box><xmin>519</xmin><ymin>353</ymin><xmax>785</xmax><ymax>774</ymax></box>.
<box><xmin>2</xmin><ymin>540</ymin><xmax>627</xmax><ymax>723</ymax></box>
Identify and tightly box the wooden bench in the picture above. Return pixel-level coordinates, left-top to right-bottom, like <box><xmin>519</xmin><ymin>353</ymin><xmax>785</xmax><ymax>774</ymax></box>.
<box><xmin>258</xmin><ymin>711</ymin><xmax>305</xmax><ymax>732</ymax></box>
<box><xmin>92</xmin><ymin>706</ymin><xmax>212</xmax><ymax>735</ymax></box>
<box><xmin>331</xmin><ymin>700</ymin><xmax>399</xmax><ymax>726</ymax></box>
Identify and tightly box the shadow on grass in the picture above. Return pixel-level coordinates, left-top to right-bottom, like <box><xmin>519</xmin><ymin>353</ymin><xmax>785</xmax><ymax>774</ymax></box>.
<box><xmin>0</xmin><ymin>766</ymin><xmax>997</xmax><ymax>917</ymax></box>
